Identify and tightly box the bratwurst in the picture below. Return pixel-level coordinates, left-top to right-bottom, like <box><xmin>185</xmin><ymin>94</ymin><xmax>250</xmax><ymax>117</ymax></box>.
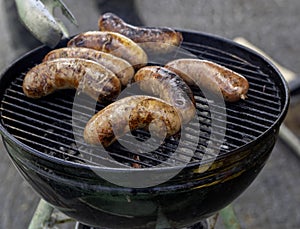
<box><xmin>43</xmin><ymin>47</ymin><xmax>134</xmax><ymax>87</ymax></box>
<box><xmin>23</xmin><ymin>58</ymin><xmax>121</xmax><ymax>103</ymax></box>
<box><xmin>67</xmin><ymin>31</ymin><xmax>148</xmax><ymax>69</ymax></box>
<box><xmin>134</xmin><ymin>66</ymin><xmax>195</xmax><ymax>123</ymax></box>
<box><xmin>98</xmin><ymin>12</ymin><xmax>183</xmax><ymax>54</ymax></box>
<box><xmin>84</xmin><ymin>95</ymin><xmax>181</xmax><ymax>147</ymax></box>
<box><xmin>165</xmin><ymin>59</ymin><xmax>249</xmax><ymax>102</ymax></box>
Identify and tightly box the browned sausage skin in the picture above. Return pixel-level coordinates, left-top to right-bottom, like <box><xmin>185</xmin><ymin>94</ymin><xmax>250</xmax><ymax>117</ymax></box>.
<box><xmin>84</xmin><ymin>95</ymin><xmax>181</xmax><ymax>147</ymax></box>
<box><xmin>43</xmin><ymin>47</ymin><xmax>135</xmax><ymax>87</ymax></box>
<box><xmin>67</xmin><ymin>31</ymin><xmax>148</xmax><ymax>69</ymax></box>
<box><xmin>22</xmin><ymin>58</ymin><xmax>121</xmax><ymax>103</ymax></box>
<box><xmin>165</xmin><ymin>59</ymin><xmax>249</xmax><ymax>102</ymax></box>
<box><xmin>98</xmin><ymin>12</ymin><xmax>183</xmax><ymax>54</ymax></box>
<box><xmin>134</xmin><ymin>66</ymin><xmax>196</xmax><ymax>123</ymax></box>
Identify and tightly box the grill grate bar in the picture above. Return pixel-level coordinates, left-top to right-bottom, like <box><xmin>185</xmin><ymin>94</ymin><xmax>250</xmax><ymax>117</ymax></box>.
<box><xmin>1</xmin><ymin>100</ymin><xmax>75</xmax><ymax>130</ymax></box>
<box><xmin>3</xmin><ymin>85</ymin><xmax>277</xmax><ymax>137</ymax></box>
<box><xmin>2</xmin><ymin>107</ymin><xmax>189</xmax><ymax>168</ymax></box>
<box><xmin>245</xmin><ymin>103</ymin><xmax>281</xmax><ymax>117</ymax></box>
<box><xmin>181</xmin><ymin>45</ymin><xmax>268</xmax><ymax>75</ymax></box>
<box><xmin>181</xmin><ymin>42</ymin><xmax>260</xmax><ymax>67</ymax></box>
<box><xmin>1</xmin><ymin>95</ymin><xmax>93</xmax><ymax>127</ymax></box>
<box><xmin>6</xmin><ymin>89</ymin><xmax>273</xmax><ymax>126</ymax></box>
<box><xmin>15</xmin><ymin>65</ymin><xmax>279</xmax><ymax>98</ymax></box>
<box><xmin>2</xmin><ymin>84</ymin><xmax>276</xmax><ymax>148</ymax></box>
<box><xmin>242</xmin><ymin>99</ymin><xmax>281</xmax><ymax>115</ymax></box>
<box><xmin>8</xmin><ymin>81</ymin><xmax>104</xmax><ymax>116</ymax></box>
<box><xmin>242</xmin><ymin>74</ymin><xmax>276</xmax><ymax>86</ymax></box>
<box><xmin>196</xmin><ymin>103</ymin><xmax>276</xmax><ymax>134</ymax></box>
<box><xmin>4</xmin><ymin>124</ymin><xmax>82</xmax><ymax>160</ymax></box>
<box><xmin>3</xmin><ymin>117</ymin><xmax>148</xmax><ymax>167</ymax></box>
<box><xmin>2</xmin><ymin>114</ymin><xmax>76</xmax><ymax>142</ymax></box>
<box><xmin>1</xmin><ymin>104</ymin><xmax>235</xmax><ymax>166</ymax></box>
<box><xmin>197</xmin><ymin>102</ymin><xmax>274</xmax><ymax>130</ymax></box>
<box><xmin>13</xmin><ymin>135</ymin><xmax>135</xmax><ymax>168</ymax></box>
<box><xmin>247</xmin><ymin>88</ymin><xmax>281</xmax><ymax>103</ymax></box>
<box><xmin>2</xmin><ymin>87</ymin><xmax>278</xmax><ymax>151</ymax></box>
<box><xmin>108</xmin><ymin>143</ymin><xmax>190</xmax><ymax>167</ymax></box>
<box><xmin>78</xmin><ymin>140</ymin><xmax>186</xmax><ymax>167</ymax></box>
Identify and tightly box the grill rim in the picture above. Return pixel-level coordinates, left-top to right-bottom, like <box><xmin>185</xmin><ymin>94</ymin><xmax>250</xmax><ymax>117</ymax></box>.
<box><xmin>0</xmin><ymin>29</ymin><xmax>290</xmax><ymax>172</ymax></box>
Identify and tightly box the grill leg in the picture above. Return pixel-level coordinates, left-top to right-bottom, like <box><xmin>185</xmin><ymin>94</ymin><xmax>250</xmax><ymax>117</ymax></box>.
<box><xmin>219</xmin><ymin>205</ymin><xmax>241</xmax><ymax>229</ymax></box>
<box><xmin>155</xmin><ymin>207</ymin><xmax>172</xmax><ymax>229</ymax></box>
<box><xmin>28</xmin><ymin>199</ymin><xmax>54</xmax><ymax>229</ymax></box>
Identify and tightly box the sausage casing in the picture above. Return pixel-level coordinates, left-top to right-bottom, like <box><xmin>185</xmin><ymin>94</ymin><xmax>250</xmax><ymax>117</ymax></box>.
<box><xmin>23</xmin><ymin>58</ymin><xmax>121</xmax><ymax>102</ymax></box>
<box><xmin>67</xmin><ymin>31</ymin><xmax>148</xmax><ymax>69</ymax></box>
<box><xmin>134</xmin><ymin>66</ymin><xmax>195</xmax><ymax>123</ymax></box>
<box><xmin>98</xmin><ymin>12</ymin><xmax>183</xmax><ymax>54</ymax></box>
<box><xmin>43</xmin><ymin>47</ymin><xmax>135</xmax><ymax>87</ymax></box>
<box><xmin>165</xmin><ymin>59</ymin><xmax>249</xmax><ymax>102</ymax></box>
<box><xmin>84</xmin><ymin>95</ymin><xmax>181</xmax><ymax>147</ymax></box>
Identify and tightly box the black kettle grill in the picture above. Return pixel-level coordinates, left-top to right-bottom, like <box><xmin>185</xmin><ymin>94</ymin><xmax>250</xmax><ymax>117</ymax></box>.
<box><xmin>0</xmin><ymin>30</ymin><xmax>289</xmax><ymax>228</ymax></box>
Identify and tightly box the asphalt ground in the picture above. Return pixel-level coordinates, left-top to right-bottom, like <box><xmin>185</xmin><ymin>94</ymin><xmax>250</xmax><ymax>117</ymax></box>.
<box><xmin>0</xmin><ymin>0</ymin><xmax>300</xmax><ymax>228</ymax></box>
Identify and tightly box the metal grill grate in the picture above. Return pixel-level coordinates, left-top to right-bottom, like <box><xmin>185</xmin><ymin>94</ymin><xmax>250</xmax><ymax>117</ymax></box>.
<box><xmin>0</xmin><ymin>33</ymin><xmax>283</xmax><ymax>168</ymax></box>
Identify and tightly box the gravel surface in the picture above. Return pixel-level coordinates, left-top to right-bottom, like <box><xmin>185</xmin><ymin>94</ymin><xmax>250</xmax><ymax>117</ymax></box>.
<box><xmin>0</xmin><ymin>0</ymin><xmax>299</xmax><ymax>228</ymax></box>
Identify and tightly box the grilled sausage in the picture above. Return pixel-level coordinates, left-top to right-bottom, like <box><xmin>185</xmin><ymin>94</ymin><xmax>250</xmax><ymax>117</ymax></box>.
<box><xmin>23</xmin><ymin>58</ymin><xmax>121</xmax><ymax>102</ymax></box>
<box><xmin>84</xmin><ymin>95</ymin><xmax>181</xmax><ymax>147</ymax></box>
<box><xmin>43</xmin><ymin>47</ymin><xmax>135</xmax><ymax>87</ymax></box>
<box><xmin>134</xmin><ymin>66</ymin><xmax>195</xmax><ymax>123</ymax></box>
<box><xmin>67</xmin><ymin>31</ymin><xmax>148</xmax><ymax>69</ymax></box>
<box><xmin>98</xmin><ymin>12</ymin><xmax>183</xmax><ymax>54</ymax></box>
<box><xmin>165</xmin><ymin>59</ymin><xmax>249</xmax><ymax>102</ymax></box>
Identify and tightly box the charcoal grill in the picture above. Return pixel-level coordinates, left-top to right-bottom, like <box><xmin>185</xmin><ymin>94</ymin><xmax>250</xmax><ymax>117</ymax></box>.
<box><xmin>0</xmin><ymin>30</ymin><xmax>289</xmax><ymax>229</ymax></box>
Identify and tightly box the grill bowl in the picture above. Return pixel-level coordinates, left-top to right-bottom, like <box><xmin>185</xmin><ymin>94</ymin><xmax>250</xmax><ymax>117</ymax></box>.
<box><xmin>0</xmin><ymin>30</ymin><xmax>289</xmax><ymax>228</ymax></box>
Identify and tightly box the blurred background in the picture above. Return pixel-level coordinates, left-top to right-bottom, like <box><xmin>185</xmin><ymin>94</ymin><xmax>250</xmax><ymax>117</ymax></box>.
<box><xmin>0</xmin><ymin>0</ymin><xmax>300</xmax><ymax>228</ymax></box>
